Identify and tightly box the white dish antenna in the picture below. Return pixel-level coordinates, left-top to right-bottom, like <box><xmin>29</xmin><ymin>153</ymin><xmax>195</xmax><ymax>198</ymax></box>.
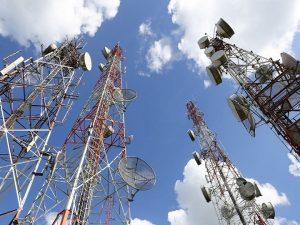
<box><xmin>112</xmin><ymin>88</ymin><xmax>137</xmax><ymax>102</ymax></box>
<box><xmin>227</xmin><ymin>94</ymin><xmax>250</xmax><ymax>122</ymax></box>
<box><xmin>238</xmin><ymin>181</ymin><xmax>256</xmax><ymax>201</ymax></box>
<box><xmin>187</xmin><ymin>129</ymin><xmax>196</xmax><ymax>141</ymax></box>
<box><xmin>261</xmin><ymin>202</ymin><xmax>275</xmax><ymax>219</ymax></box>
<box><xmin>221</xmin><ymin>205</ymin><xmax>235</xmax><ymax>220</ymax></box>
<box><xmin>206</xmin><ymin>64</ymin><xmax>222</xmax><ymax>85</ymax></box>
<box><xmin>201</xmin><ymin>186</ymin><xmax>211</xmax><ymax>202</ymax></box>
<box><xmin>198</xmin><ymin>36</ymin><xmax>210</xmax><ymax>49</ymax></box>
<box><xmin>211</xmin><ymin>50</ymin><xmax>228</xmax><ymax>67</ymax></box>
<box><xmin>98</xmin><ymin>63</ymin><xmax>106</xmax><ymax>72</ymax></box>
<box><xmin>102</xmin><ymin>47</ymin><xmax>111</xmax><ymax>59</ymax></box>
<box><xmin>103</xmin><ymin>125</ymin><xmax>114</xmax><ymax>138</ymax></box>
<box><xmin>118</xmin><ymin>156</ymin><xmax>156</xmax><ymax>191</ymax></box>
<box><xmin>192</xmin><ymin>151</ymin><xmax>201</xmax><ymax>165</ymax></box>
<box><xmin>236</xmin><ymin>177</ymin><xmax>247</xmax><ymax>186</ymax></box>
<box><xmin>79</xmin><ymin>52</ymin><xmax>92</xmax><ymax>71</ymax></box>
<box><xmin>281</xmin><ymin>52</ymin><xmax>300</xmax><ymax>73</ymax></box>
<box><xmin>255</xmin><ymin>65</ymin><xmax>273</xmax><ymax>83</ymax></box>
<box><xmin>216</xmin><ymin>18</ymin><xmax>235</xmax><ymax>39</ymax></box>
<box><xmin>204</xmin><ymin>46</ymin><xmax>215</xmax><ymax>58</ymax></box>
<box><xmin>42</xmin><ymin>43</ymin><xmax>57</xmax><ymax>56</ymax></box>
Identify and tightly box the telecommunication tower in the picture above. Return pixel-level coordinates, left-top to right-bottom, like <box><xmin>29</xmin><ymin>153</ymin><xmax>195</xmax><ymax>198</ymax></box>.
<box><xmin>0</xmin><ymin>39</ymin><xmax>92</xmax><ymax>223</ymax></box>
<box><xmin>198</xmin><ymin>18</ymin><xmax>300</xmax><ymax>159</ymax></box>
<box><xmin>16</xmin><ymin>44</ymin><xmax>155</xmax><ymax>225</ymax></box>
<box><xmin>187</xmin><ymin>100</ymin><xmax>275</xmax><ymax>225</ymax></box>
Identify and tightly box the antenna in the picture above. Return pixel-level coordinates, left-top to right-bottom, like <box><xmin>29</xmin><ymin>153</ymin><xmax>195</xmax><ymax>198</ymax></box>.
<box><xmin>0</xmin><ymin>39</ymin><xmax>91</xmax><ymax>224</ymax></box>
<box><xmin>198</xmin><ymin>18</ymin><xmax>300</xmax><ymax>159</ymax></box>
<box><xmin>186</xmin><ymin>100</ymin><xmax>274</xmax><ymax>225</ymax></box>
<box><xmin>12</xmin><ymin>44</ymin><xmax>155</xmax><ymax>225</ymax></box>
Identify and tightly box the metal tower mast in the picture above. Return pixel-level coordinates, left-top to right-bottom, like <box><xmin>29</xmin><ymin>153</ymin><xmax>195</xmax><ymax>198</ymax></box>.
<box><xmin>17</xmin><ymin>44</ymin><xmax>155</xmax><ymax>225</ymax></box>
<box><xmin>187</xmin><ymin>101</ymin><xmax>275</xmax><ymax>225</ymax></box>
<box><xmin>0</xmin><ymin>39</ymin><xmax>92</xmax><ymax>223</ymax></box>
<box><xmin>198</xmin><ymin>18</ymin><xmax>300</xmax><ymax>159</ymax></box>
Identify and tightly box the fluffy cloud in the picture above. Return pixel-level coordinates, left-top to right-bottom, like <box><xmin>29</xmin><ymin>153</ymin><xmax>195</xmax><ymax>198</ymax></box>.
<box><xmin>168</xmin><ymin>0</ymin><xmax>300</xmax><ymax>70</ymax></box>
<box><xmin>203</xmin><ymin>80</ymin><xmax>211</xmax><ymax>89</ymax></box>
<box><xmin>168</xmin><ymin>159</ymin><xmax>291</xmax><ymax>225</ymax></box>
<box><xmin>139</xmin><ymin>22</ymin><xmax>153</xmax><ymax>36</ymax></box>
<box><xmin>288</xmin><ymin>154</ymin><xmax>300</xmax><ymax>177</ymax></box>
<box><xmin>274</xmin><ymin>217</ymin><xmax>300</xmax><ymax>225</ymax></box>
<box><xmin>146</xmin><ymin>38</ymin><xmax>172</xmax><ymax>73</ymax></box>
<box><xmin>0</xmin><ymin>0</ymin><xmax>120</xmax><ymax>47</ymax></box>
<box><xmin>131</xmin><ymin>218</ymin><xmax>155</xmax><ymax>225</ymax></box>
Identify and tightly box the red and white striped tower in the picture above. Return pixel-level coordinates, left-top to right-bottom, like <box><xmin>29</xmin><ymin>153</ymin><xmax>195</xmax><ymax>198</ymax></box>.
<box><xmin>198</xmin><ymin>18</ymin><xmax>300</xmax><ymax>159</ymax></box>
<box><xmin>187</xmin><ymin>100</ymin><xmax>275</xmax><ymax>225</ymax></box>
<box><xmin>18</xmin><ymin>44</ymin><xmax>155</xmax><ymax>225</ymax></box>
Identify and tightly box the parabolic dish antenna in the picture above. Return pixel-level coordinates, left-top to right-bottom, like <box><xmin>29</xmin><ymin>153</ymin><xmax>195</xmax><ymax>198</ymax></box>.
<box><xmin>238</xmin><ymin>181</ymin><xmax>256</xmax><ymax>201</ymax></box>
<box><xmin>216</xmin><ymin>18</ymin><xmax>235</xmax><ymax>39</ymax></box>
<box><xmin>227</xmin><ymin>94</ymin><xmax>250</xmax><ymax>122</ymax></box>
<box><xmin>112</xmin><ymin>88</ymin><xmax>137</xmax><ymax>103</ymax></box>
<box><xmin>211</xmin><ymin>50</ymin><xmax>228</xmax><ymax>67</ymax></box>
<box><xmin>206</xmin><ymin>64</ymin><xmax>222</xmax><ymax>85</ymax></box>
<box><xmin>221</xmin><ymin>205</ymin><xmax>235</xmax><ymax>220</ymax></box>
<box><xmin>79</xmin><ymin>52</ymin><xmax>92</xmax><ymax>71</ymax></box>
<box><xmin>102</xmin><ymin>47</ymin><xmax>111</xmax><ymax>59</ymax></box>
<box><xmin>236</xmin><ymin>177</ymin><xmax>247</xmax><ymax>186</ymax></box>
<box><xmin>255</xmin><ymin>65</ymin><xmax>273</xmax><ymax>83</ymax></box>
<box><xmin>187</xmin><ymin>129</ymin><xmax>196</xmax><ymax>141</ymax></box>
<box><xmin>261</xmin><ymin>202</ymin><xmax>275</xmax><ymax>219</ymax></box>
<box><xmin>192</xmin><ymin>151</ymin><xmax>201</xmax><ymax>165</ymax></box>
<box><xmin>201</xmin><ymin>186</ymin><xmax>211</xmax><ymax>202</ymax></box>
<box><xmin>198</xmin><ymin>36</ymin><xmax>210</xmax><ymax>49</ymax></box>
<box><xmin>242</xmin><ymin>113</ymin><xmax>256</xmax><ymax>137</ymax></box>
<box><xmin>204</xmin><ymin>46</ymin><xmax>215</xmax><ymax>58</ymax></box>
<box><xmin>281</xmin><ymin>52</ymin><xmax>300</xmax><ymax>73</ymax></box>
<box><xmin>118</xmin><ymin>156</ymin><xmax>156</xmax><ymax>191</ymax></box>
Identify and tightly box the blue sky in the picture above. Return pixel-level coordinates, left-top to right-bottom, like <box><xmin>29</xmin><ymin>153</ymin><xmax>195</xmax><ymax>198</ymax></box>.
<box><xmin>0</xmin><ymin>0</ymin><xmax>300</xmax><ymax>225</ymax></box>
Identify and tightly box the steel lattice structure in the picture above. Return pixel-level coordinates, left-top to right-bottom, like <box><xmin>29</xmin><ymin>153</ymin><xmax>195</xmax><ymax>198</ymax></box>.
<box><xmin>187</xmin><ymin>101</ymin><xmax>275</xmax><ymax>225</ymax></box>
<box><xmin>15</xmin><ymin>44</ymin><xmax>155</xmax><ymax>225</ymax></box>
<box><xmin>198</xmin><ymin>18</ymin><xmax>300</xmax><ymax>159</ymax></box>
<box><xmin>0</xmin><ymin>39</ymin><xmax>91</xmax><ymax>224</ymax></box>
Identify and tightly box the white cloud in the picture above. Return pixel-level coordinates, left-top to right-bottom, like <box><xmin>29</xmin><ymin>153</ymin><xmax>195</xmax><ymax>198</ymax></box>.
<box><xmin>146</xmin><ymin>38</ymin><xmax>172</xmax><ymax>73</ymax></box>
<box><xmin>44</xmin><ymin>212</ymin><xmax>60</xmax><ymax>225</ymax></box>
<box><xmin>168</xmin><ymin>0</ymin><xmax>300</xmax><ymax>70</ymax></box>
<box><xmin>288</xmin><ymin>153</ymin><xmax>300</xmax><ymax>177</ymax></box>
<box><xmin>203</xmin><ymin>80</ymin><xmax>211</xmax><ymax>89</ymax></box>
<box><xmin>168</xmin><ymin>159</ymin><xmax>291</xmax><ymax>225</ymax></box>
<box><xmin>131</xmin><ymin>218</ymin><xmax>155</xmax><ymax>225</ymax></box>
<box><xmin>139</xmin><ymin>22</ymin><xmax>153</xmax><ymax>36</ymax></box>
<box><xmin>274</xmin><ymin>217</ymin><xmax>300</xmax><ymax>225</ymax></box>
<box><xmin>0</xmin><ymin>0</ymin><xmax>120</xmax><ymax>47</ymax></box>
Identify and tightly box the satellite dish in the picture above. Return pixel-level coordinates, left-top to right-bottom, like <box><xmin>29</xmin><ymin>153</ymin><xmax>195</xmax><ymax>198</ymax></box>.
<box><xmin>118</xmin><ymin>156</ymin><xmax>156</xmax><ymax>191</ymax></box>
<box><xmin>112</xmin><ymin>88</ymin><xmax>137</xmax><ymax>102</ymax></box>
<box><xmin>102</xmin><ymin>47</ymin><xmax>111</xmax><ymax>59</ymax></box>
<box><xmin>261</xmin><ymin>202</ymin><xmax>275</xmax><ymax>219</ymax></box>
<box><xmin>98</xmin><ymin>63</ymin><xmax>106</xmax><ymax>72</ymax></box>
<box><xmin>201</xmin><ymin>186</ymin><xmax>211</xmax><ymax>202</ymax></box>
<box><xmin>187</xmin><ymin>129</ymin><xmax>196</xmax><ymax>141</ymax></box>
<box><xmin>236</xmin><ymin>177</ymin><xmax>247</xmax><ymax>186</ymax></box>
<box><xmin>192</xmin><ymin>151</ymin><xmax>201</xmax><ymax>165</ymax></box>
<box><xmin>103</xmin><ymin>125</ymin><xmax>114</xmax><ymax>138</ymax></box>
<box><xmin>253</xmin><ymin>182</ymin><xmax>262</xmax><ymax>197</ymax></box>
<box><xmin>211</xmin><ymin>50</ymin><xmax>228</xmax><ymax>67</ymax></box>
<box><xmin>227</xmin><ymin>94</ymin><xmax>250</xmax><ymax>122</ymax></box>
<box><xmin>238</xmin><ymin>181</ymin><xmax>256</xmax><ymax>201</ymax></box>
<box><xmin>255</xmin><ymin>65</ymin><xmax>273</xmax><ymax>83</ymax></box>
<box><xmin>79</xmin><ymin>52</ymin><xmax>92</xmax><ymax>71</ymax></box>
<box><xmin>42</xmin><ymin>43</ymin><xmax>57</xmax><ymax>56</ymax></box>
<box><xmin>281</xmin><ymin>52</ymin><xmax>300</xmax><ymax>73</ymax></box>
<box><xmin>216</xmin><ymin>18</ymin><xmax>235</xmax><ymax>39</ymax></box>
<box><xmin>204</xmin><ymin>46</ymin><xmax>215</xmax><ymax>58</ymax></box>
<box><xmin>221</xmin><ymin>205</ymin><xmax>235</xmax><ymax>219</ymax></box>
<box><xmin>206</xmin><ymin>64</ymin><xmax>222</xmax><ymax>85</ymax></box>
<box><xmin>198</xmin><ymin>36</ymin><xmax>210</xmax><ymax>49</ymax></box>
